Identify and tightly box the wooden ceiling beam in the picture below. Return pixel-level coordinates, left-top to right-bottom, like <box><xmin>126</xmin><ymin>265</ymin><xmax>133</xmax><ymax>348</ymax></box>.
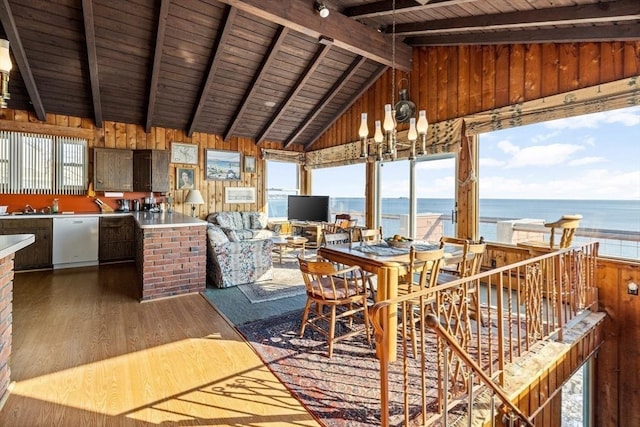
<box><xmin>407</xmin><ymin>23</ymin><xmax>640</xmax><ymax>46</ymax></box>
<box><xmin>223</xmin><ymin>26</ymin><xmax>289</xmax><ymax>142</ymax></box>
<box><xmin>81</xmin><ymin>0</ymin><xmax>103</xmax><ymax>128</ymax></box>
<box><xmin>0</xmin><ymin>0</ymin><xmax>45</xmax><ymax>120</ymax></box>
<box><xmin>145</xmin><ymin>0</ymin><xmax>170</xmax><ymax>133</ymax></box>
<box><xmin>255</xmin><ymin>40</ymin><xmax>332</xmax><ymax>145</ymax></box>
<box><xmin>188</xmin><ymin>6</ymin><xmax>238</xmax><ymax>137</ymax></box>
<box><xmin>395</xmin><ymin>0</ymin><xmax>640</xmax><ymax>36</ymax></box>
<box><xmin>283</xmin><ymin>55</ymin><xmax>367</xmax><ymax>149</ymax></box>
<box><xmin>304</xmin><ymin>64</ymin><xmax>388</xmax><ymax>150</ymax></box>
<box><xmin>343</xmin><ymin>0</ymin><xmax>479</xmax><ymax>19</ymax></box>
<box><xmin>215</xmin><ymin>0</ymin><xmax>412</xmax><ymax>71</ymax></box>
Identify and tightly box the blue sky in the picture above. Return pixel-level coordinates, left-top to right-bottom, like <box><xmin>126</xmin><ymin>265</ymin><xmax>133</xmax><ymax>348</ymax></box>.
<box><xmin>311</xmin><ymin>105</ymin><xmax>640</xmax><ymax>200</ymax></box>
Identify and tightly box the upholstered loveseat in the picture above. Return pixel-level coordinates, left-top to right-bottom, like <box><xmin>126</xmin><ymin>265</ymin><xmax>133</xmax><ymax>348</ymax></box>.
<box><xmin>205</xmin><ymin>211</ymin><xmax>274</xmax><ymax>288</ymax></box>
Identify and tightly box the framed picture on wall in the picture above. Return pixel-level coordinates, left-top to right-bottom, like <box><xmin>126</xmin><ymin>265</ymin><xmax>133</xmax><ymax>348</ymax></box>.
<box><xmin>176</xmin><ymin>167</ymin><xmax>195</xmax><ymax>190</ymax></box>
<box><xmin>205</xmin><ymin>149</ymin><xmax>241</xmax><ymax>181</ymax></box>
<box><xmin>244</xmin><ymin>156</ymin><xmax>256</xmax><ymax>173</ymax></box>
<box><xmin>171</xmin><ymin>142</ymin><xmax>198</xmax><ymax>165</ymax></box>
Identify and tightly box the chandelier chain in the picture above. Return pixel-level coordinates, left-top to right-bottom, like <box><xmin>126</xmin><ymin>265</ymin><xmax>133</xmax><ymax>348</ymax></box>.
<box><xmin>391</xmin><ymin>0</ymin><xmax>396</xmax><ymax>108</ymax></box>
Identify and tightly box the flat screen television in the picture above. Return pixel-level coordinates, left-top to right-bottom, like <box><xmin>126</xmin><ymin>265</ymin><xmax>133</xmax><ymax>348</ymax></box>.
<box><xmin>287</xmin><ymin>195</ymin><xmax>330</xmax><ymax>223</ymax></box>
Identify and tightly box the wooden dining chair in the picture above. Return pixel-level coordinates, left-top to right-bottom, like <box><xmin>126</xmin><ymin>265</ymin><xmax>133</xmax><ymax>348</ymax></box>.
<box><xmin>518</xmin><ymin>214</ymin><xmax>583</xmax><ymax>253</ymax></box>
<box><xmin>437</xmin><ymin>238</ymin><xmax>487</xmax><ymax>325</ymax></box>
<box><xmin>322</xmin><ymin>230</ymin><xmax>377</xmax><ymax>298</ymax></box>
<box><xmin>397</xmin><ymin>246</ymin><xmax>445</xmax><ymax>358</ymax></box>
<box><xmin>357</xmin><ymin>226</ymin><xmax>384</xmax><ymax>245</ymax></box>
<box><xmin>322</xmin><ymin>231</ymin><xmax>352</xmax><ymax>246</ymax></box>
<box><xmin>297</xmin><ymin>255</ymin><xmax>372</xmax><ymax>358</ymax></box>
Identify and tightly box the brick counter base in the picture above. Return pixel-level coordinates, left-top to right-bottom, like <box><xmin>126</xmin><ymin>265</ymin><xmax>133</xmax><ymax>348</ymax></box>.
<box><xmin>0</xmin><ymin>254</ymin><xmax>15</xmax><ymax>406</ymax></box>
<box><xmin>136</xmin><ymin>225</ymin><xmax>206</xmax><ymax>301</ymax></box>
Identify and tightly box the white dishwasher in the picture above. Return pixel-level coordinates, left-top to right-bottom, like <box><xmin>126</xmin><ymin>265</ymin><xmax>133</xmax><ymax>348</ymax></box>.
<box><xmin>52</xmin><ymin>216</ymin><xmax>100</xmax><ymax>269</ymax></box>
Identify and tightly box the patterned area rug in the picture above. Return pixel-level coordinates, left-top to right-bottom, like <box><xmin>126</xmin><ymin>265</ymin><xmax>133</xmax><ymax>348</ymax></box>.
<box><xmin>237</xmin><ymin>265</ymin><xmax>305</xmax><ymax>303</ymax></box>
<box><xmin>237</xmin><ymin>309</ymin><xmax>440</xmax><ymax>427</ymax></box>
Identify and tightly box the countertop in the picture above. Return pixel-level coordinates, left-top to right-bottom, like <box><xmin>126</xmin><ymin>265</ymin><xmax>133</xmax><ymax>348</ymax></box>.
<box><xmin>0</xmin><ymin>211</ymin><xmax>207</xmax><ymax>229</ymax></box>
<box><xmin>0</xmin><ymin>234</ymin><xmax>35</xmax><ymax>259</ymax></box>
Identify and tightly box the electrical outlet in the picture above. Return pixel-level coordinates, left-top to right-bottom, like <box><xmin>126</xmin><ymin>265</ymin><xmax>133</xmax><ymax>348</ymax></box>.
<box><xmin>628</xmin><ymin>282</ymin><xmax>638</xmax><ymax>296</ymax></box>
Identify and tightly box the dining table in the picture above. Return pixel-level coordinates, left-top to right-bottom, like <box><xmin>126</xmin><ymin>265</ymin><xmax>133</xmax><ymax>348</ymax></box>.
<box><xmin>317</xmin><ymin>241</ymin><xmax>452</xmax><ymax>362</ymax></box>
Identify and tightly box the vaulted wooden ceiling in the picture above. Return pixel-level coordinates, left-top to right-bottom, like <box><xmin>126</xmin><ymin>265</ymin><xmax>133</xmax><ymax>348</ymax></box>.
<box><xmin>1</xmin><ymin>0</ymin><xmax>638</xmax><ymax>150</ymax></box>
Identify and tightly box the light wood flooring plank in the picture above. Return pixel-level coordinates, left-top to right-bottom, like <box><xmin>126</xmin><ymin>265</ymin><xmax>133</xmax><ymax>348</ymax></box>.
<box><xmin>0</xmin><ymin>263</ymin><xmax>319</xmax><ymax>426</ymax></box>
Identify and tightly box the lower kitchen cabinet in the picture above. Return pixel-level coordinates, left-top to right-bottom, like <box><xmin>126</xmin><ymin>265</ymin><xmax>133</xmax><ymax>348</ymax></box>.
<box><xmin>0</xmin><ymin>218</ymin><xmax>53</xmax><ymax>270</ymax></box>
<box><xmin>99</xmin><ymin>216</ymin><xmax>135</xmax><ymax>263</ymax></box>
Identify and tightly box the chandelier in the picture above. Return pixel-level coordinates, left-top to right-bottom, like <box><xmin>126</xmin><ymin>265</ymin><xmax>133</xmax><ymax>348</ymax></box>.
<box><xmin>358</xmin><ymin>0</ymin><xmax>428</xmax><ymax>162</ymax></box>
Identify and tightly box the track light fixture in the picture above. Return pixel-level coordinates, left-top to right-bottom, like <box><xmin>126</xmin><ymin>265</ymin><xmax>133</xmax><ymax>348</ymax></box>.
<box><xmin>314</xmin><ymin>1</ymin><xmax>330</xmax><ymax>18</ymax></box>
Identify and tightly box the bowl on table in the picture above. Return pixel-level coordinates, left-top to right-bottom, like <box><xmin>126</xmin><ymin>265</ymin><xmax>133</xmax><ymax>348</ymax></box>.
<box><xmin>385</xmin><ymin>237</ymin><xmax>413</xmax><ymax>248</ymax></box>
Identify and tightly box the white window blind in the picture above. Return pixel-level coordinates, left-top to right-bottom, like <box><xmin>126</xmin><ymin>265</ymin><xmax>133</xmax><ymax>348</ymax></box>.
<box><xmin>0</xmin><ymin>131</ymin><xmax>88</xmax><ymax>195</ymax></box>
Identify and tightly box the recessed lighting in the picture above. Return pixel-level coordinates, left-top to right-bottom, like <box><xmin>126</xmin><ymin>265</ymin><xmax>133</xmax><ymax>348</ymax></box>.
<box><xmin>264</xmin><ymin>101</ymin><xmax>276</xmax><ymax>108</ymax></box>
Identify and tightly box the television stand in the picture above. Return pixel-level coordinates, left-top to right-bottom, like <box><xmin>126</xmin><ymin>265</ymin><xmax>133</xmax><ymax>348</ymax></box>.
<box><xmin>290</xmin><ymin>221</ymin><xmax>323</xmax><ymax>248</ymax></box>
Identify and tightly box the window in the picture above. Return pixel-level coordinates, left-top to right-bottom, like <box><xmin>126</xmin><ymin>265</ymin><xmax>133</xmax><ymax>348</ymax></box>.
<box><xmin>478</xmin><ymin>106</ymin><xmax>640</xmax><ymax>259</ymax></box>
<box><xmin>312</xmin><ymin>163</ymin><xmax>365</xmax><ymax>224</ymax></box>
<box><xmin>266</xmin><ymin>160</ymin><xmax>299</xmax><ymax>220</ymax></box>
<box><xmin>0</xmin><ymin>131</ymin><xmax>88</xmax><ymax>195</ymax></box>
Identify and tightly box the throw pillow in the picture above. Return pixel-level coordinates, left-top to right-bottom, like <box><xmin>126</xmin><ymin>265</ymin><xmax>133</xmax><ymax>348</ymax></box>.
<box><xmin>241</xmin><ymin>211</ymin><xmax>252</xmax><ymax>229</ymax></box>
<box><xmin>250</xmin><ymin>212</ymin><xmax>268</xmax><ymax>229</ymax></box>
<box><xmin>207</xmin><ymin>225</ymin><xmax>229</xmax><ymax>245</ymax></box>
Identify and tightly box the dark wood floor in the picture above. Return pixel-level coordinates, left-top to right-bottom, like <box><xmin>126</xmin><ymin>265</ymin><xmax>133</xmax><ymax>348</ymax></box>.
<box><xmin>0</xmin><ymin>263</ymin><xmax>319</xmax><ymax>426</ymax></box>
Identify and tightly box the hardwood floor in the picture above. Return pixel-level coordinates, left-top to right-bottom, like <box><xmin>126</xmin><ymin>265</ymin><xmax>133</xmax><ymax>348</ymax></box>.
<box><xmin>0</xmin><ymin>263</ymin><xmax>319</xmax><ymax>426</ymax></box>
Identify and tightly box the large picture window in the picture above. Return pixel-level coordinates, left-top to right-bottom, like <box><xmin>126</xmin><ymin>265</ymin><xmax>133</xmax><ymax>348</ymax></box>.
<box><xmin>0</xmin><ymin>131</ymin><xmax>88</xmax><ymax>194</ymax></box>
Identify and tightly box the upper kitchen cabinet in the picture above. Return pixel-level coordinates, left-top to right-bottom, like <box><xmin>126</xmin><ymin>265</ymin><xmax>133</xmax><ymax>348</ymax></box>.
<box><xmin>94</xmin><ymin>148</ymin><xmax>133</xmax><ymax>192</ymax></box>
<box><xmin>133</xmin><ymin>150</ymin><xmax>170</xmax><ymax>193</ymax></box>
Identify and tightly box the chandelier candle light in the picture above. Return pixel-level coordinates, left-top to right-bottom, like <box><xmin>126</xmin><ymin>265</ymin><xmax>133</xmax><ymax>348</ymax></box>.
<box><xmin>0</xmin><ymin>39</ymin><xmax>13</xmax><ymax>109</ymax></box>
<box><xmin>358</xmin><ymin>0</ymin><xmax>428</xmax><ymax>162</ymax></box>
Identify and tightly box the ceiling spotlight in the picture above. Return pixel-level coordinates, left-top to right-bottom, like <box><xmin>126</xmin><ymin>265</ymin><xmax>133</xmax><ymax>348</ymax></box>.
<box><xmin>315</xmin><ymin>1</ymin><xmax>330</xmax><ymax>18</ymax></box>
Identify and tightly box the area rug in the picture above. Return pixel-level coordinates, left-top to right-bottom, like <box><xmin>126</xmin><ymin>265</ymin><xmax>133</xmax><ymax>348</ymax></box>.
<box><xmin>237</xmin><ymin>266</ymin><xmax>306</xmax><ymax>303</ymax></box>
<box><xmin>237</xmin><ymin>309</ymin><xmax>441</xmax><ymax>426</ymax></box>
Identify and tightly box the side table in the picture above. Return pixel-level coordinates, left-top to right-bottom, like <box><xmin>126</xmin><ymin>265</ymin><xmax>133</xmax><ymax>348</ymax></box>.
<box><xmin>271</xmin><ymin>236</ymin><xmax>308</xmax><ymax>264</ymax></box>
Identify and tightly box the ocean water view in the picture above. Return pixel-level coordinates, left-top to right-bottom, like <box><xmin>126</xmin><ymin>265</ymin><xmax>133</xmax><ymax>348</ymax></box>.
<box><xmin>268</xmin><ymin>197</ymin><xmax>640</xmax><ymax>258</ymax></box>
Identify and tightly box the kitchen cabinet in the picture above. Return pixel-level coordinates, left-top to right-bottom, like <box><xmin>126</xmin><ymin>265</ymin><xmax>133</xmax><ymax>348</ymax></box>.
<box><xmin>99</xmin><ymin>216</ymin><xmax>135</xmax><ymax>263</ymax></box>
<box><xmin>94</xmin><ymin>148</ymin><xmax>133</xmax><ymax>192</ymax></box>
<box><xmin>133</xmin><ymin>149</ymin><xmax>170</xmax><ymax>192</ymax></box>
<box><xmin>0</xmin><ymin>218</ymin><xmax>52</xmax><ymax>270</ymax></box>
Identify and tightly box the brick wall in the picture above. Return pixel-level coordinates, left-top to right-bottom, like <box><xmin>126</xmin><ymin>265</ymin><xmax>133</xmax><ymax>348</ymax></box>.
<box><xmin>137</xmin><ymin>225</ymin><xmax>206</xmax><ymax>301</ymax></box>
<box><xmin>0</xmin><ymin>254</ymin><xmax>15</xmax><ymax>406</ymax></box>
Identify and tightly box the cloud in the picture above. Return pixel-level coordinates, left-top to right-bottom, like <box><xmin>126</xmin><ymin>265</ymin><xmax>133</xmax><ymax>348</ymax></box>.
<box><xmin>531</xmin><ymin>130</ymin><xmax>560</xmax><ymax>143</ymax></box>
<box><xmin>480</xmin><ymin>157</ymin><xmax>506</xmax><ymax>167</ymax></box>
<box><xmin>480</xmin><ymin>169</ymin><xmax>640</xmax><ymax>200</ymax></box>
<box><xmin>415</xmin><ymin>157</ymin><xmax>455</xmax><ymax>170</ymax></box>
<box><xmin>568</xmin><ymin>156</ymin><xmax>607</xmax><ymax>166</ymax></box>
<box><xmin>544</xmin><ymin>107</ymin><xmax>640</xmax><ymax>130</ymax></box>
<box><xmin>497</xmin><ymin>142</ymin><xmax>584</xmax><ymax>168</ymax></box>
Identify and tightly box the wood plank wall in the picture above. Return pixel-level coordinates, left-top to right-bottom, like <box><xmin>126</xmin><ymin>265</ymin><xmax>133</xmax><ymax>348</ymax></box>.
<box><xmin>595</xmin><ymin>258</ymin><xmax>640</xmax><ymax>427</ymax></box>
<box><xmin>311</xmin><ymin>41</ymin><xmax>640</xmax><ymax>150</ymax></box>
<box><xmin>0</xmin><ymin>108</ymin><xmax>301</xmax><ymax>217</ymax></box>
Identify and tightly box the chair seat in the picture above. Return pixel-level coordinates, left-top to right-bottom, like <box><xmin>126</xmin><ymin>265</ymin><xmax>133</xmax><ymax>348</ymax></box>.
<box><xmin>309</xmin><ymin>276</ymin><xmax>366</xmax><ymax>299</ymax></box>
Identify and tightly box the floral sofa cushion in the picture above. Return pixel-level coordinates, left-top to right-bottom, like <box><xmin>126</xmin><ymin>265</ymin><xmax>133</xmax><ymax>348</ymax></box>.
<box><xmin>206</xmin><ymin>224</ymin><xmax>274</xmax><ymax>288</ymax></box>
